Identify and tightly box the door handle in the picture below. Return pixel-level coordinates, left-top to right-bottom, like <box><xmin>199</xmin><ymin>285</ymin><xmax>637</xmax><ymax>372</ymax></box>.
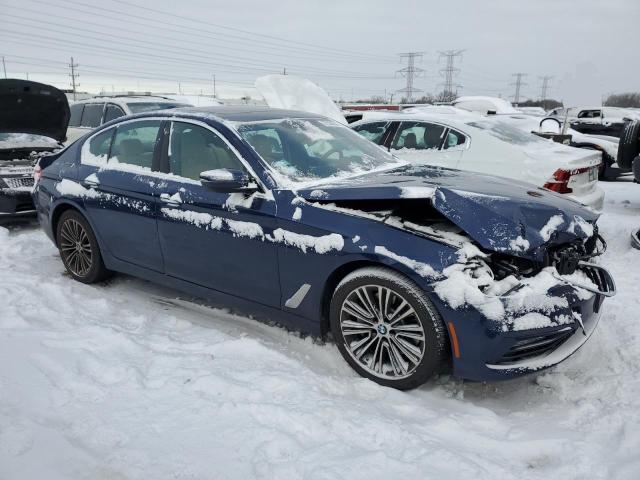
<box><xmin>160</xmin><ymin>193</ymin><xmax>182</xmax><ymax>207</ymax></box>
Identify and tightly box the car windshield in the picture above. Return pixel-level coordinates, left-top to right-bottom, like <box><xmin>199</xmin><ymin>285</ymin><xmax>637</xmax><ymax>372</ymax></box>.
<box><xmin>465</xmin><ymin>119</ymin><xmax>550</xmax><ymax>146</ymax></box>
<box><xmin>126</xmin><ymin>102</ymin><xmax>188</xmax><ymax>114</ymax></box>
<box><xmin>236</xmin><ymin>117</ymin><xmax>403</xmax><ymax>185</ymax></box>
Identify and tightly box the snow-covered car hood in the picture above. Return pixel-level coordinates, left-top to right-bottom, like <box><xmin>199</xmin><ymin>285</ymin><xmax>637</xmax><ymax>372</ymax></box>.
<box><xmin>0</xmin><ymin>79</ymin><xmax>70</xmax><ymax>143</ymax></box>
<box><xmin>298</xmin><ymin>165</ymin><xmax>598</xmax><ymax>261</ymax></box>
<box><xmin>255</xmin><ymin>75</ymin><xmax>347</xmax><ymax>125</ymax></box>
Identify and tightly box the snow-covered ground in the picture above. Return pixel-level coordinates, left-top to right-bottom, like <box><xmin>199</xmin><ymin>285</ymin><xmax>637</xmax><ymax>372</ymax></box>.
<box><xmin>1</xmin><ymin>181</ymin><xmax>639</xmax><ymax>480</ymax></box>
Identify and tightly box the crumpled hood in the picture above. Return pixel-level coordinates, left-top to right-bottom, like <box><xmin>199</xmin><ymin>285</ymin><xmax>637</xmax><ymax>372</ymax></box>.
<box><xmin>298</xmin><ymin>165</ymin><xmax>598</xmax><ymax>260</ymax></box>
<box><xmin>0</xmin><ymin>79</ymin><xmax>70</xmax><ymax>143</ymax></box>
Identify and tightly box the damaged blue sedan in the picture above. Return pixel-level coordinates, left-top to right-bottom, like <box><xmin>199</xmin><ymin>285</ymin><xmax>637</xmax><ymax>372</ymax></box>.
<box><xmin>33</xmin><ymin>106</ymin><xmax>615</xmax><ymax>390</ymax></box>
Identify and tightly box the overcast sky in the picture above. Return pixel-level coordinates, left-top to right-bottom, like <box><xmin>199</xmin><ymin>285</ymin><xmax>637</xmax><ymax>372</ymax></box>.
<box><xmin>1</xmin><ymin>0</ymin><xmax>638</xmax><ymax>105</ymax></box>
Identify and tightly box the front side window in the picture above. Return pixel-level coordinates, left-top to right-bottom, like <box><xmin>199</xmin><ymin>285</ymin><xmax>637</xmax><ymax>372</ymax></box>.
<box><xmin>104</xmin><ymin>104</ymin><xmax>126</xmax><ymax>123</ymax></box>
<box><xmin>237</xmin><ymin>117</ymin><xmax>402</xmax><ymax>184</ymax></box>
<box><xmin>81</xmin><ymin>128</ymin><xmax>114</xmax><ymax>164</ymax></box>
<box><xmin>352</xmin><ymin>122</ymin><xmax>389</xmax><ymax>145</ymax></box>
<box><xmin>109</xmin><ymin>120</ymin><xmax>161</xmax><ymax>169</ymax></box>
<box><xmin>392</xmin><ymin>122</ymin><xmax>447</xmax><ymax>150</ymax></box>
<box><xmin>69</xmin><ymin>104</ymin><xmax>84</xmax><ymax>127</ymax></box>
<box><xmin>80</xmin><ymin>104</ymin><xmax>104</xmax><ymax>128</ymax></box>
<box><xmin>578</xmin><ymin>110</ymin><xmax>601</xmax><ymax>119</ymax></box>
<box><xmin>169</xmin><ymin>122</ymin><xmax>246</xmax><ymax>181</ymax></box>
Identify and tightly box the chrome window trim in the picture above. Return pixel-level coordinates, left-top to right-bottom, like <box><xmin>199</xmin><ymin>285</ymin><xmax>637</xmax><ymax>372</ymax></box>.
<box><xmin>79</xmin><ymin>116</ymin><xmax>268</xmax><ymax>192</ymax></box>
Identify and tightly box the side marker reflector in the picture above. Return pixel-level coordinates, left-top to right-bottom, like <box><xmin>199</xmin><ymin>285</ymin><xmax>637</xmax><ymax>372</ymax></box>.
<box><xmin>448</xmin><ymin>322</ymin><xmax>461</xmax><ymax>358</ymax></box>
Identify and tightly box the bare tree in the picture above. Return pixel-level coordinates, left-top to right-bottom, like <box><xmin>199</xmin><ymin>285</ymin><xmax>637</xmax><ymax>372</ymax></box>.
<box><xmin>604</xmin><ymin>93</ymin><xmax>640</xmax><ymax>108</ymax></box>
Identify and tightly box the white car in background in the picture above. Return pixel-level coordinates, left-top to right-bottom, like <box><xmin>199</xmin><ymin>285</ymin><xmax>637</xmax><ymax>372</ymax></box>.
<box><xmin>451</xmin><ymin>97</ymin><xmax>621</xmax><ymax>179</ymax></box>
<box><xmin>350</xmin><ymin>109</ymin><xmax>605</xmax><ymax>212</ymax></box>
<box><xmin>66</xmin><ymin>95</ymin><xmax>191</xmax><ymax>144</ymax></box>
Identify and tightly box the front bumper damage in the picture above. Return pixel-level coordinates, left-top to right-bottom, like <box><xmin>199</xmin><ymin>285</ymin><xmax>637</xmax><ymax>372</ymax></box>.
<box><xmin>434</xmin><ymin>261</ymin><xmax>616</xmax><ymax>382</ymax></box>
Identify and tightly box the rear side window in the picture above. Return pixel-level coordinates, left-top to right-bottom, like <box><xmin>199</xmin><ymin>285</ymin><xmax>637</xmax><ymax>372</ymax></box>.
<box><xmin>69</xmin><ymin>104</ymin><xmax>84</xmax><ymax>127</ymax></box>
<box><xmin>392</xmin><ymin>122</ymin><xmax>447</xmax><ymax>150</ymax></box>
<box><xmin>80</xmin><ymin>104</ymin><xmax>104</xmax><ymax>128</ymax></box>
<box><xmin>109</xmin><ymin>120</ymin><xmax>162</xmax><ymax>170</ymax></box>
<box><xmin>168</xmin><ymin>122</ymin><xmax>246</xmax><ymax>181</ymax></box>
<box><xmin>443</xmin><ymin>129</ymin><xmax>467</xmax><ymax>150</ymax></box>
<box><xmin>353</xmin><ymin>122</ymin><xmax>389</xmax><ymax>145</ymax></box>
<box><xmin>81</xmin><ymin>128</ymin><xmax>114</xmax><ymax>164</ymax></box>
<box><xmin>104</xmin><ymin>104</ymin><xmax>125</xmax><ymax>123</ymax></box>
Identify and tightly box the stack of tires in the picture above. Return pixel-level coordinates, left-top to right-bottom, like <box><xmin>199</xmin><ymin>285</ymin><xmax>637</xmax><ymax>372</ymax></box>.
<box><xmin>618</xmin><ymin>120</ymin><xmax>640</xmax><ymax>182</ymax></box>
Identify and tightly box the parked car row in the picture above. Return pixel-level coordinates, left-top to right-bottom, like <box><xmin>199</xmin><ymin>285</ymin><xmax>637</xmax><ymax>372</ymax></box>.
<box><xmin>0</xmin><ymin>78</ymin><xmax>625</xmax><ymax>389</ymax></box>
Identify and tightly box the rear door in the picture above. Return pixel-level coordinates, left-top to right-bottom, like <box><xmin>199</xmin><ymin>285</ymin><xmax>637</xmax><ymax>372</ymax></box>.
<box><xmin>390</xmin><ymin>121</ymin><xmax>464</xmax><ymax>167</ymax></box>
<box><xmin>155</xmin><ymin>120</ymin><xmax>281</xmax><ymax>307</ymax></box>
<box><xmin>78</xmin><ymin>119</ymin><xmax>164</xmax><ymax>271</ymax></box>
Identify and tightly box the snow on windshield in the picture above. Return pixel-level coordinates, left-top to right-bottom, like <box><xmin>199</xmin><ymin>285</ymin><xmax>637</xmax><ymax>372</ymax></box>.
<box><xmin>236</xmin><ymin>118</ymin><xmax>404</xmax><ymax>185</ymax></box>
<box><xmin>466</xmin><ymin>119</ymin><xmax>550</xmax><ymax>146</ymax></box>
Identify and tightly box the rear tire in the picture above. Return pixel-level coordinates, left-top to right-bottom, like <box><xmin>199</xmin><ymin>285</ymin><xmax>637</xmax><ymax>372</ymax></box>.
<box><xmin>617</xmin><ymin>120</ymin><xmax>640</xmax><ymax>170</ymax></box>
<box><xmin>56</xmin><ymin>210</ymin><xmax>111</xmax><ymax>284</ymax></box>
<box><xmin>330</xmin><ymin>267</ymin><xmax>447</xmax><ymax>390</ymax></box>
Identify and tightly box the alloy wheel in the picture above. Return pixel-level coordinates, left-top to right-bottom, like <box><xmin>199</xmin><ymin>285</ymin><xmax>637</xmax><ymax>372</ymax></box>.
<box><xmin>59</xmin><ymin>218</ymin><xmax>93</xmax><ymax>277</ymax></box>
<box><xmin>339</xmin><ymin>284</ymin><xmax>426</xmax><ymax>380</ymax></box>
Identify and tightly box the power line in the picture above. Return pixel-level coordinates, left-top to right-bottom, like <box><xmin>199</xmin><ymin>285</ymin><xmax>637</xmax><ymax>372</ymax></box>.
<box><xmin>396</xmin><ymin>52</ymin><xmax>425</xmax><ymax>103</ymax></box>
<box><xmin>438</xmin><ymin>49</ymin><xmax>464</xmax><ymax>100</ymax></box>
<box><xmin>510</xmin><ymin>73</ymin><xmax>527</xmax><ymax>105</ymax></box>
<box><xmin>28</xmin><ymin>0</ymin><xmax>394</xmax><ymax>63</ymax></box>
<box><xmin>69</xmin><ymin>57</ymin><xmax>79</xmax><ymax>100</ymax></box>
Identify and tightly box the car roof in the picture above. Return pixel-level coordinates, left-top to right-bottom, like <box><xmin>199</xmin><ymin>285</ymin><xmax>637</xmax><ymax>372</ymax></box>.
<box><xmin>73</xmin><ymin>95</ymin><xmax>182</xmax><ymax>106</ymax></box>
<box><xmin>353</xmin><ymin>108</ymin><xmax>481</xmax><ymax>128</ymax></box>
<box><xmin>165</xmin><ymin>105</ymin><xmax>328</xmax><ymax>122</ymax></box>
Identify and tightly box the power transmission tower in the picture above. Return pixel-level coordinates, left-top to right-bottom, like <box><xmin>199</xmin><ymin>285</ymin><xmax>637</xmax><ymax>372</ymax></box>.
<box><xmin>438</xmin><ymin>49</ymin><xmax>464</xmax><ymax>101</ymax></box>
<box><xmin>539</xmin><ymin>75</ymin><xmax>553</xmax><ymax>101</ymax></box>
<box><xmin>69</xmin><ymin>57</ymin><xmax>79</xmax><ymax>101</ymax></box>
<box><xmin>396</xmin><ymin>52</ymin><xmax>425</xmax><ymax>103</ymax></box>
<box><xmin>510</xmin><ymin>73</ymin><xmax>527</xmax><ymax>106</ymax></box>
<box><xmin>2</xmin><ymin>57</ymin><xmax>6</xmax><ymax>79</ymax></box>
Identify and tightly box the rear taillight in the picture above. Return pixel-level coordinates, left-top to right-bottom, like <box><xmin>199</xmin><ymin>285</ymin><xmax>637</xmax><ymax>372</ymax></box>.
<box><xmin>33</xmin><ymin>164</ymin><xmax>42</xmax><ymax>184</ymax></box>
<box><xmin>543</xmin><ymin>166</ymin><xmax>593</xmax><ymax>194</ymax></box>
<box><xmin>544</xmin><ymin>169</ymin><xmax>573</xmax><ymax>193</ymax></box>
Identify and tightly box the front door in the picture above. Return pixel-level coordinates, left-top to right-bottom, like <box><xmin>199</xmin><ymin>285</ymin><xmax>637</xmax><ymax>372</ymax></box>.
<box><xmin>155</xmin><ymin>120</ymin><xmax>281</xmax><ymax>307</ymax></box>
<box><xmin>78</xmin><ymin>120</ymin><xmax>164</xmax><ymax>272</ymax></box>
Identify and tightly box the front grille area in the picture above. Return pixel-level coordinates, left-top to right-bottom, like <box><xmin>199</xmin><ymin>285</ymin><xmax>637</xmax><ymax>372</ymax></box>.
<box><xmin>578</xmin><ymin>263</ymin><xmax>616</xmax><ymax>296</ymax></box>
<box><xmin>2</xmin><ymin>177</ymin><xmax>34</xmax><ymax>189</ymax></box>
<box><xmin>494</xmin><ymin>327</ymin><xmax>574</xmax><ymax>365</ymax></box>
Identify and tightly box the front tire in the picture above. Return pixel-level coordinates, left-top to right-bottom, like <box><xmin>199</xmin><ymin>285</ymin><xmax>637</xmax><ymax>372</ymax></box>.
<box><xmin>56</xmin><ymin>209</ymin><xmax>111</xmax><ymax>284</ymax></box>
<box><xmin>330</xmin><ymin>267</ymin><xmax>447</xmax><ymax>390</ymax></box>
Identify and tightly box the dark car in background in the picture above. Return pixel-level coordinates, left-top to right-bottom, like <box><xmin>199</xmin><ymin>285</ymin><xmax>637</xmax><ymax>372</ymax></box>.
<box><xmin>33</xmin><ymin>106</ymin><xmax>615</xmax><ymax>389</ymax></box>
<box><xmin>0</xmin><ymin>79</ymin><xmax>69</xmax><ymax>219</ymax></box>
<box><xmin>65</xmin><ymin>95</ymin><xmax>190</xmax><ymax>144</ymax></box>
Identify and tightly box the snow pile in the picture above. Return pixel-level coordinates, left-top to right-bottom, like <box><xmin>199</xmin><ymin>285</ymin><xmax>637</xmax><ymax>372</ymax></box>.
<box><xmin>433</xmin><ymin>241</ymin><xmax>594</xmax><ymax>326</ymax></box>
<box><xmin>270</xmin><ymin>229</ymin><xmax>343</xmax><ymax>254</ymax></box>
<box><xmin>540</xmin><ymin>214</ymin><xmax>565</xmax><ymax>241</ymax></box>
<box><xmin>0</xmin><ymin>182</ymin><xmax>639</xmax><ymax>479</ymax></box>
<box><xmin>161</xmin><ymin>207</ymin><xmax>343</xmax><ymax>254</ymax></box>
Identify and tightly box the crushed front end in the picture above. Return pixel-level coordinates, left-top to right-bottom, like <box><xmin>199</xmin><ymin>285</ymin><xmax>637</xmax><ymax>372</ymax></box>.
<box><xmin>431</xmin><ymin>227</ymin><xmax>616</xmax><ymax>381</ymax></box>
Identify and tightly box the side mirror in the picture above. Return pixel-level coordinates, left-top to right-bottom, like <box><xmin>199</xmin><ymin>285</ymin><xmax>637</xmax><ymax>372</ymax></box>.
<box><xmin>199</xmin><ymin>169</ymin><xmax>258</xmax><ymax>193</ymax></box>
